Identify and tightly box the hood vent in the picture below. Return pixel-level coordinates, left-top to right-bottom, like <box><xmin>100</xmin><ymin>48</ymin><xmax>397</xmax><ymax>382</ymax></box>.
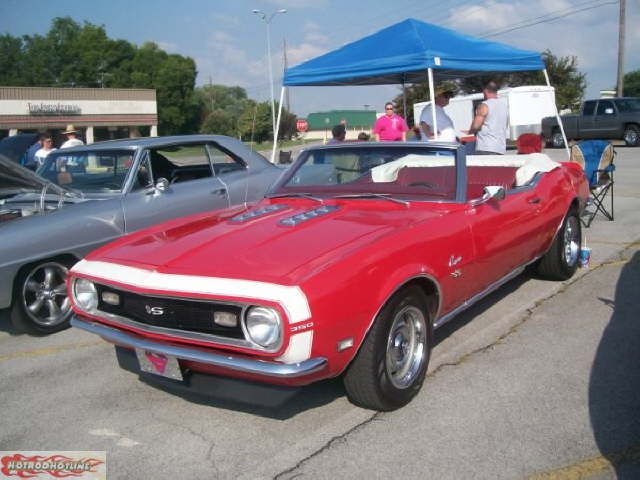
<box><xmin>230</xmin><ymin>204</ymin><xmax>287</xmax><ymax>223</ymax></box>
<box><xmin>279</xmin><ymin>205</ymin><xmax>339</xmax><ymax>226</ymax></box>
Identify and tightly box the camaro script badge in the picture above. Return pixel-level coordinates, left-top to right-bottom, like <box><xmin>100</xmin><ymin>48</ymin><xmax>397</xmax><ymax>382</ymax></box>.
<box><xmin>145</xmin><ymin>305</ymin><xmax>164</xmax><ymax>315</ymax></box>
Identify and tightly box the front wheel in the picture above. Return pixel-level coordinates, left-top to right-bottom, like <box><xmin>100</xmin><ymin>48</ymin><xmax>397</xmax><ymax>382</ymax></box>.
<box><xmin>11</xmin><ymin>260</ymin><xmax>73</xmax><ymax>334</ymax></box>
<box><xmin>536</xmin><ymin>210</ymin><xmax>581</xmax><ymax>280</ymax></box>
<box><xmin>343</xmin><ymin>285</ymin><xmax>432</xmax><ymax>411</ymax></box>
<box><xmin>623</xmin><ymin>125</ymin><xmax>640</xmax><ymax>146</ymax></box>
<box><xmin>552</xmin><ymin>130</ymin><xmax>565</xmax><ymax>148</ymax></box>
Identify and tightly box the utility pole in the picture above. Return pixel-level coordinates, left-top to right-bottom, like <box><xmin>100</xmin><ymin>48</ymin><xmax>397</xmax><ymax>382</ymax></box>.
<box><xmin>616</xmin><ymin>0</ymin><xmax>626</xmax><ymax>96</ymax></box>
<box><xmin>209</xmin><ymin>76</ymin><xmax>214</xmax><ymax>113</ymax></box>
<box><xmin>283</xmin><ymin>39</ymin><xmax>290</xmax><ymax>112</ymax></box>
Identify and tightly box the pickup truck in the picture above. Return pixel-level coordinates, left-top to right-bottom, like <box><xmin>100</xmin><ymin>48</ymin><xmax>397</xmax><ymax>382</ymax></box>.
<box><xmin>542</xmin><ymin>97</ymin><xmax>640</xmax><ymax>147</ymax></box>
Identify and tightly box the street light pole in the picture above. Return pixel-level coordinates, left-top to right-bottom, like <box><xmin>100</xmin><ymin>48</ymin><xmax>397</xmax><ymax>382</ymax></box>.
<box><xmin>252</xmin><ymin>8</ymin><xmax>287</xmax><ymax>139</ymax></box>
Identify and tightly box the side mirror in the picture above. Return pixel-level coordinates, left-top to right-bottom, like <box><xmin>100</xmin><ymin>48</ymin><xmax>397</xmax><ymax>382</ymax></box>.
<box><xmin>155</xmin><ymin>177</ymin><xmax>169</xmax><ymax>193</ymax></box>
<box><xmin>484</xmin><ymin>185</ymin><xmax>506</xmax><ymax>201</ymax></box>
<box><xmin>604</xmin><ymin>108</ymin><xmax>614</xmax><ymax>115</ymax></box>
<box><xmin>471</xmin><ymin>185</ymin><xmax>505</xmax><ymax>206</ymax></box>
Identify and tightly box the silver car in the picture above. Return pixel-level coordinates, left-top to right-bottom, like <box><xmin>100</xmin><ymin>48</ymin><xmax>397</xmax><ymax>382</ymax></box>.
<box><xmin>0</xmin><ymin>135</ymin><xmax>283</xmax><ymax>334</ymax></box>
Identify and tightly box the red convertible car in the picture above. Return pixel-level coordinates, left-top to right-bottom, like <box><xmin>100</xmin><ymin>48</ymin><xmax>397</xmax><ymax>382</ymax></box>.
<box><xmin>68</xmin><ymin>142</ymin><xmax>589</xmax><ymax>411</ymax></box>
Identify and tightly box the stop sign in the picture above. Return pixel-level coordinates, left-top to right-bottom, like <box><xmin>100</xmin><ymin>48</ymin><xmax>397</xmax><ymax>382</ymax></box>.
<box><xmin>296</xmin><ymin>119</ymin><xmax>309</xmax><ymax>132</ymax></box>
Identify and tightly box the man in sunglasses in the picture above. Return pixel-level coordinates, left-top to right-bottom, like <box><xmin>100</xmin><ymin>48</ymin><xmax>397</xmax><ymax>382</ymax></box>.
<box><xmin>373</xmin><ymin>102</ymin><xmax>408</xmax><ymax>142</ymax></box>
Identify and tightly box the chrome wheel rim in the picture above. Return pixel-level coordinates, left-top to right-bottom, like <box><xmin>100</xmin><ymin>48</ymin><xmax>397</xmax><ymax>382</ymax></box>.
<box><xmin>553</xmin><ymin>132</ymin><xmax>564</xmax><ymax>148</ymax></box>
<box><xmin>624</xmin><ymin>128</ymin><xmax>638</xmax><ymax>145</ymax></box>
<box><xmin>21</xmin><ymin>262</ymin><xmax>71</xmax><ymax>327</ymax></box>
<box><xmin>563</xmin><ymin>216</ymin><xmax>580</xmax><ymax>267</ymax></box>
<box><xmin>385</xmin><ymin>305</ymin><xmax>427</xmax><ymax>389</ymax></box>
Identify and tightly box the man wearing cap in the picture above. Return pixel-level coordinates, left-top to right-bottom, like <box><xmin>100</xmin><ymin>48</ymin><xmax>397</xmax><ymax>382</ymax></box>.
<box><xmin>420</xmin><ymin>88</ymin><xmax>457</xmax><ymax>142</ymax></box>
<box><xmin>60</xmin><ymin>125</ymin><xmax>84</xmax><ymax>149</ymax></box>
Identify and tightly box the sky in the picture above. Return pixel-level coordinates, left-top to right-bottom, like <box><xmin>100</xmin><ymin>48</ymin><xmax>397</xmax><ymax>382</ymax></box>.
<box><xmin>1</xmin><ymin>0</ymin><xmax>638</xmax><ymax>117</ymax></box>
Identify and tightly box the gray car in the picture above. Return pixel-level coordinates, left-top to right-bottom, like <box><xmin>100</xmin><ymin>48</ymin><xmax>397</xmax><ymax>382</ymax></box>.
<box><xmin>0</xmin><ymin>135</ymin><xmax>283</xmax><ymax>334</ymax></box>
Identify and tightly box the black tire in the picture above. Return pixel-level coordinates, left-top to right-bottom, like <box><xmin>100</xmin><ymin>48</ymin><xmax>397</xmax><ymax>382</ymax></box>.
<box><xmin>10</xmin><ymin>260</ymin><xmax>74</xmax><ymax>335</ymax></box>
<box><xmin>343</xmin><ymin>285</ymin><xmax>432</xmax><ymax>411</ymax></box>
<box><xmin>536</xmin><ymin>210</ymin><xmax>581</xmax><ymax>280</ymax></box>
<box><xmin>551</xmin><ymin>130</ymin><xmax>565</xmax><ymax>148</ymax></box>
<box><xmin>623</xmin><ymin>124</ymin><xmax>640</xmax><ymax>147</ymax></box>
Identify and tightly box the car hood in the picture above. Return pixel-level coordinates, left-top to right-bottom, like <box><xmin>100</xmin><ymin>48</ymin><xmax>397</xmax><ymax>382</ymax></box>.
<box><xmin>90</xmin><ymin>199</ymin><xmax>442</xmax><ymax>285</ymax></box>
<box><xmin>0</xmin><ymin>153</ymin><xmax>68</xmax><ymax>196</ymax></box>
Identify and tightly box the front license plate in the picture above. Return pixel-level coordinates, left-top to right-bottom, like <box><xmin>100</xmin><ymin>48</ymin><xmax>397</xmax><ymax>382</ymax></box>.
<box><xmin>135</xmin><ymin>349</ymin><xmax>183</xmax><ymax>381</ymax></box>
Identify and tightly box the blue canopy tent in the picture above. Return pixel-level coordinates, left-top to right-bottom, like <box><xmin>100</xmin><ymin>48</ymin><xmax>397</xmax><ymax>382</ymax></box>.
<box><xmin>271</xmin><ymin>18</ymin><xmax>569</xmax><ymax>160</ymax></box>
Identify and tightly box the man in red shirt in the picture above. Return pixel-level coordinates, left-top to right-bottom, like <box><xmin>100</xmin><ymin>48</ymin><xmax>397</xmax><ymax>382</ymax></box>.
<box><xmin>373</xmin><ymin>102</ymin><xmax>408</xmax><ymax>142</ymax></box>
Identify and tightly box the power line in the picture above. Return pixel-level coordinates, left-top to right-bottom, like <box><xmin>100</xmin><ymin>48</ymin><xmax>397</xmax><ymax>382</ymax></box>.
<box><xmin>479</xmin><ymin>0</ymin><xmax>618</xmax><ymax>38</ymax></box>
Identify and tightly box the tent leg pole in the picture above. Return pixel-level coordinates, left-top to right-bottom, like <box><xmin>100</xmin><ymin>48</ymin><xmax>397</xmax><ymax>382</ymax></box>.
<box><xmin>271</xmin><ymin>87</ymin><xmax>286</xmax><ymax>164</ymax></box>
<box><xmin>428</xmin><ymin>68</ymin><xmax>438</xmax><ymax>140</ymax></box>
<box><xmin>402</xmin><ymin>76</ymin><xmax>407</xmax><ymax>122</ymax></box>
<box><xmin>543</xmin><ymin>69</ymin><xmax>570</xmax><ymax>159</ymax></box>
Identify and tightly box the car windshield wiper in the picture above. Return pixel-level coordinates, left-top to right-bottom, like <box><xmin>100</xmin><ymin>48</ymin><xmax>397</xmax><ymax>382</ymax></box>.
<box><xmin>333</xmin><ymin>193</ymin><xmax>409</xmax><ymax>206</ymax></box>
<box><xmin>266</xmin><ymin>192</ymin><xmax>324</xmax><ymax>203</ymax></box>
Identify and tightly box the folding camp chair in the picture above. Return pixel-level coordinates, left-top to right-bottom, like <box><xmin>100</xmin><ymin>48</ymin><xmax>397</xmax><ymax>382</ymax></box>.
<box><xmin>570</xmin><ymin>140</ymin><xmax>615</xmax><ymax>227</ymax></box>
<box><xmin>516</xmin><ymin>133</ymin><xmax>543</xmax><ymax>154</ymax></box>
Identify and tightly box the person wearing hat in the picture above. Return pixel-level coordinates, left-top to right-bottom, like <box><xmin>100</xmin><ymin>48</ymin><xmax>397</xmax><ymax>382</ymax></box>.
<box><xmin>60</xmin><ymin>125</ymin><xmax>84</xmax><ymax>149</ymax></box>
<box><xmin>419</xmin><ymin>87</ymin><xmax>457</xmax><ymax>142</ymax></box>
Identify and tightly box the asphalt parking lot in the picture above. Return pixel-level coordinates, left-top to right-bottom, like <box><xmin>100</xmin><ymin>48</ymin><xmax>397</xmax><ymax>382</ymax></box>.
<box><xmin>1</xmin><ymin>145</ymin><xmax>639</xmax><ymax>479</ymax></box>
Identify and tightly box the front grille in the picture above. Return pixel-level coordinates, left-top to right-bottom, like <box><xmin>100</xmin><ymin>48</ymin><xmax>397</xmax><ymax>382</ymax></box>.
<box><xmin>95</xmin><ymin>284</ymin><xmax>245</xmax><ymax>339</ymax></box>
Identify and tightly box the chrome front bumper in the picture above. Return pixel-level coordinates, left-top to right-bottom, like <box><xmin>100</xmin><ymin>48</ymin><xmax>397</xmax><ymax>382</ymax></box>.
<box><xmin>71</xmin><ymin>316</ymin><xmax>327</xmax><ymax>379</ymax></box>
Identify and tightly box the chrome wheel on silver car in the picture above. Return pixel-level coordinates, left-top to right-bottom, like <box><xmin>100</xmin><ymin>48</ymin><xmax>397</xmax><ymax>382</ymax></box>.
<box><xmin>385</xmin><ymin>306</ymin><xmax>427</xmax><ymax>389</ymax></box>
<box><xmin>11</xmin><ymin>261</ymin><xmax>73</xmax><ymax>334</ymax></box>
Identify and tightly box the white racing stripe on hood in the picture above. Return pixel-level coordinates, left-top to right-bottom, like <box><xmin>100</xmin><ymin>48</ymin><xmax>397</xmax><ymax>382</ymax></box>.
<box><xmin>71</xmin><ymin>259</ymin><xmax>311</xmax><ymax>323</ymax></box>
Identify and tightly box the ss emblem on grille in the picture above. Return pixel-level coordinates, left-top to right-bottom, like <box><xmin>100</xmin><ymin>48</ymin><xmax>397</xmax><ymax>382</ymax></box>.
<box><xmin>145</xmin><ymin>305</ymin><xmax>164</xmax><ymax>315</ymax></box>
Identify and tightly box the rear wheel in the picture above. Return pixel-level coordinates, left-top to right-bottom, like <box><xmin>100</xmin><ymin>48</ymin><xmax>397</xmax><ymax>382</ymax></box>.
<box><xmin>536</xmin><ymin>210</ymin><xmax>581</xmax><ymax>280</ymax></box>
<box><xmin>11</xmin><ymin>260</ymin><xmax>73</xmax><ymax>334</ymax></box>
<box><xmin>343</xmin><ymin>285</ymin><xmax>432</xmax><ymax>411</ymax></box>
<box><xmin>623</xmin><ymin>125</ymin><xmax>639</xmax><ymax>146</ymax></box>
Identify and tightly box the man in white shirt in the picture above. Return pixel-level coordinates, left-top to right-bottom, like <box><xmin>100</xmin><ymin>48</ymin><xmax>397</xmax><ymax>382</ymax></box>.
<box><xmin>60</xmin><ymin>125</ymin><xmax>84</xmax><ymax>149</ymax></box>
<box><xmin>419</xmin><ymin>88</ymin><xmax>457</xmax><ymax>142</ymax></box>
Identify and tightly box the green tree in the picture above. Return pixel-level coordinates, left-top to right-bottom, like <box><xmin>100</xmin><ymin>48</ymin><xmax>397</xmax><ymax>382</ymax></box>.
<box><xmin>200</xmin><ymin>109</ymin><xmax>236</xmax><ymax>136</ymax></box>
<box><xmin>458</xmin><ymin>50</ymin><xmax>586</xmax><ymax>111</ymax></box>
<box><xmin>0</xmin><ymin>35</ymin><xmax>24</xmax><ymax>86</ymax></box>
<box><xmin>0</xmin><ymin>18</ymin><xmax>198</xmax><ymax>135</ymax></box>
<box><xmin>623</xmin><ymin>69</ymin><xmax>640</xmax><ymax>97</ymax></box>
<box><xmin>238</xmin><ymin>101</ymin><xmax>273</xmax><ymax>143</ymax></box>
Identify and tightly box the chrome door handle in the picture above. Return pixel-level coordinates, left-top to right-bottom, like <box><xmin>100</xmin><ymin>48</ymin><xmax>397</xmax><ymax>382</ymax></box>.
<box><xmin>211</xmin><ymin>188</ymin><xmax>227</xmax><ymax>196</ymax></box>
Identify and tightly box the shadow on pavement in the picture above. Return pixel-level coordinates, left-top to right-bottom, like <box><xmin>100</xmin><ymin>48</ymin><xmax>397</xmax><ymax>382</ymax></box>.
<box><xmin>115</xmin><ymin>345</ymin><xmax>345</xmax><ymax>420</ymax></box>
<box><xmin>434</xmin><ymin>271</ymin><xmax>531</xmax><ymax>345</ymax></box>
<box><xmin>589</xmin><ymin>251</ymin><xmax>640</xmax><ymax>474</ymax></box>
<box><xmin>0</xmin><ymin>308</ymin><xmax>22</xmax><ymax>335</ymax></box>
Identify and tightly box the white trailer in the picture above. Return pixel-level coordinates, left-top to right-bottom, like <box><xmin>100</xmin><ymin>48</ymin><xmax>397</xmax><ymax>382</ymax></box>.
<box><xmin>413</xmin><ymin>85</ymin><xmax>557</xmax><ymax>141</ymax></box>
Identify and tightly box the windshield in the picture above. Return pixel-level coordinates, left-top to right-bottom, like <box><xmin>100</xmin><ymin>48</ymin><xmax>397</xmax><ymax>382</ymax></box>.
<box><xmin>37</xmin><ymin>149</ymin><xmax>135</xmax><ymax>193</ymax></box>
<box><xmin>614</xmin><ymin>99</ymin><xmax>640</xmax><ymax>112</ymax></box>
<box><xmin>273</xmin><ymin>146</ymin><xmax>458</xmax><ymax>201</ymax></box>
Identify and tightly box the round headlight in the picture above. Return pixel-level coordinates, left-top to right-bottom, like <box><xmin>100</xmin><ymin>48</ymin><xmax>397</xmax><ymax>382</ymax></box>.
<box><xmin>244</xmin><ymin>306</ymin><xmax>281</xmax><ymax>349</ymax></box>
<box><xmin>74</xmin><ymin>278</ymin><xmax>98</xmax><ymax>311</ymax></box>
